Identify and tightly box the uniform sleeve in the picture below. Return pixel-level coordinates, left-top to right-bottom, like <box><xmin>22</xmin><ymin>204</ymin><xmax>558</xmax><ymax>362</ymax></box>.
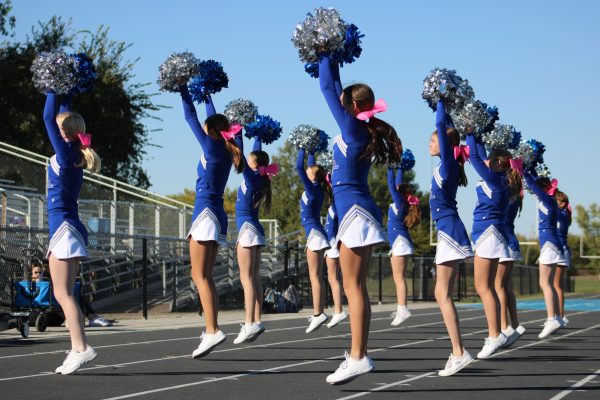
<box><xmin>436</xmin><ymin>101</ymin><xmax>456</xmax><ymax>178</ymax></box>
<box><xmin>43</xmin><ymin>93</ymin><xmax>70</xmax><ymax>163</ymax></box>
<box><xmin>205</xmin><ymin>94</ymin><xmax>217</xmax><ymax>118</ymax></box>
<box><xmin>318</xmin><ymin>56</ymin><xmax>362</xmax><ymax>142</ymax></box>
<box><xmin>59</xmin><ymin>94</ymin><xmax>72</xmax><ymax>113</ymax></box>
<box><xmin>388</xmin><ymin>168</ymin><xmax>404</xmax><ymax>210</ymax></box>
<box><xmin>252</xmin><ymin>136</ymin><xmax>262</xmax><ymax>152</ymax></box>
<box><xmin>466</xmin><ymin>134</ymin><xmax>500</xmax><ymax>184</ymax></box>
<box><xmin>180</xmin><ymin>84</ymin><xmax>212</xmax><ymax>151</ymax></box>
<box><xmin>296</xmin><ymin>149</ymin><xmax>313</xmax><ymax>190</ymax></box>
<box><xmin>524</xmin><ymin>173</ymin><xmax>552</xmax><ymax>206</ymax></box>
<box><xmin>308</xmin><ymin>151</ymin><xmax>316</xmax><ymax>167</ymax></box>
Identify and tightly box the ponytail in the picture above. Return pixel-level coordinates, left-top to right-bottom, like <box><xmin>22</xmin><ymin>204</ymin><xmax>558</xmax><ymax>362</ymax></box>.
<box><xmin>399</xmin><ymin>184</ymin><xmax>421</xmax><ymax>229</ymax></box>
<box><xmin>77</xmin><ymin>147</ymin><xmax>101</xmax><ymax>173</ymax></box>
<box><xmin>250</xmin><ymin>150</ymin><xmax>273</xmax><ymax>214</ymax></box>
<box><xmin>361</xmin><ymin>118</ymin><xmax>403</xmax><ymax>166</ymax></box>
<box><xmin>224</xmin><ymin>139</ymin><xmax>243</xmax><ymax>173</ymax></box>
<box><xmin>313</xmin><ymin>166</ymin><xmax>332</xmax><ymax>203</ymax></box>
<box><xmin>445</xmin><ymin>128</ymin><xmax>468</xmax><ymax>187</ymax></box>
<box><xmin>505</xmin><ymin>168</ymin><xmax>523</xmax><ymax>200</ymax></box>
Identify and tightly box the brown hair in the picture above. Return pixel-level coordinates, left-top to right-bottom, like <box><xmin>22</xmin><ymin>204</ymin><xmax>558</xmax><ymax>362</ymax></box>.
<box><xmin>488</xmin><ymin>149</ymin><xmax>523</xmax><ymax>200</ymax></box>
<box><xmin>55</xmin><ymin>112</ymin><xmax>101</xmax><ymax>173</ymax></box>
<box><xmin>432</xmin><ymin>128</ymin><xmax>467</xmax><ymax>187</ymax></box>
<box><xmin>309</xmin><ymin>165</ymin><xmax>333</xmax><ymax>203</ymax></box>
<box><xmin>555</xmin><ymin>190</ymin><xmax>571</xmax><ymax>221</ymax></box>
<box><xmin>205</xmin><ymin>114</ymin><xmax>243</xmax><ymax>173</ymax></box>
<box><xmin>398</xmin><ymin>184</ymin><xmax>421</xmax><ymax>229</ymax></box>
<box><xmin>341</xmin><ymin>84</ymin><xmax>402</xmax><ymax>166</ymax></box>
<box><xmin>250</xmin><ymin>150</ymin><xmax>272</xmax><ymax>213</ymax></box>
<box><xmin>535</xmin><ymin>177</ymin><xmax>552</xmax><ymax>192</ymax></box>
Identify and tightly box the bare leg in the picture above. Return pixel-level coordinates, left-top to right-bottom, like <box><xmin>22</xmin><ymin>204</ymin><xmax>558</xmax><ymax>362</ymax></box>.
<box><xmin>435</xmin><ymin>262</ymin><xmax>464</xmax><ymax>356</ymax></box>
<box><xmin>474</xmin><ymin>255</ymin><xmax>501</xmax><ymax>337</ymax></box>
<box><xmin>390</xmin><ymin>255</ymin><xmax>408</xmax><ymax>306</ymax></box>
<box><xmin>495</xmin><ymin>261</ymin><xmax>510</xmax><ymax>331</ymax></box>
<box><xmin>539</xmin><ymin>263</ymin><xmax>557</xmax><ymax>319</ymax></box>
<box><xmin>553</xmin><ymin>266</ymin><xmax>566</xmax><ymax>318</ymax></box>
<box><xmin>326</xmin><ymin>256</ymin><xmax>343</xmax><ymax>314</ymax></box>
<box><xmin>253</xmin><ymin>247</ymin><xmax>262</xmax><ymax>322</ymax></box>
<box><xmin>307</xmin><ymin>248</ymin><xmax>325</xmax><ymax>314</ymax></box>
<box><xmin>504</xmin><ymin>262</ymin><xmax>520</xmax><ymax>327</ymax></box>
<box><xmin>49</xmin><ymin>255</ymin><xmax>87</xmax><ymax>352</ymax></box>
<box><xmin>237</xmin><ymin>244</ymin><xmax>256</xmax><ymax>324</ymax></box>
<box><xmin>339</xmin><ymin>243</ymin><xmax>371</xmax><ymax>360</ymax></box>
<box><xmin>189</xmin><ymin>240</ymin><xmax>219</xmax><ymax>333</ymax></box>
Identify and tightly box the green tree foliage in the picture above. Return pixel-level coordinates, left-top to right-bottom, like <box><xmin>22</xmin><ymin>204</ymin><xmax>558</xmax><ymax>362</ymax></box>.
<box><xmin>0</xmin><ymin>3</ymin><xmax>161</xmax><ymax>188</ymax></box>
<box><xmin>575</xmin><ymin>203</ymin><xmax>600</xmax><ymax>272</ymax></box>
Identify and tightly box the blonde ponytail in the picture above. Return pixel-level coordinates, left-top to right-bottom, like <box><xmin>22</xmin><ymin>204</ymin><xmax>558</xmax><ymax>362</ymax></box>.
<box><xmin>77</xmin><ymin>147</ymin><xmax>101</xmax><ymax>173</ymax></box>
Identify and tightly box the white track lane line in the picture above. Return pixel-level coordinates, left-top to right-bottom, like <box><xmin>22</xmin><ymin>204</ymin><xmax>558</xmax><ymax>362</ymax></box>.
<box><xmin>0</xmin><ymin>308</ymin><xmax>479</xmax><ymax>360</ymax></box>
<box><xmin>95</xmin><ymin>311</ymin><xmax>575</xmax><ymax>400</ymax></box>
<box><xmin>0</xmin><ymin>308</ymin><xmax>505</xmax><ymax>382</ymax></box>
<box><xmin>548</xmin><ymin>368</ymin><xmax>600</xmax><ymax>400</ymax></box>
<box><xmin>335</xmin><ymin>319</ymin><xmax>600</xmax><ymax>400</ymax></box>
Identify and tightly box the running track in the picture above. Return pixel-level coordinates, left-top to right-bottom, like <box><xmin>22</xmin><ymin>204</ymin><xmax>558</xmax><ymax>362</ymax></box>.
<box><xmin>0</xmin><ymin>297</ymin><xmax>598</xmax><ymax>400</ymax></box>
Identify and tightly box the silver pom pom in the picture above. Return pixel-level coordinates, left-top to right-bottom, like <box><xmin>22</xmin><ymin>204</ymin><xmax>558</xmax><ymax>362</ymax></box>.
<box><xmin>316</xmin><ymin>150</ymin><xmax>333</xmax><ymax>171</ymax></box>
<box><xmin>512</xmin><ymin>140</ymin><xmax>535</xmax><ymax>170</ymax></box>
<box><xmin>535</xmin><ymin>163</ymin><xmax>552</xmax><ymax>179</ymax></box>
<box><xmin>289</xmin><ymin>124</ymin><xmax>321</xmax><ymax>151</ymax></box>
<box><xmin>224</xmin><ymin>98</ymin><xmax>258</xmax><ymax>126</ymax></box>
<box><xmin>157</xmin><ymin>52</ymin><xmax>199</xmax><ymax>92</ymax></box>
<box><xmin>31</xmin><ymin>51</ymin><xmax>78</xmax><ymax>94</ymax></box>
<box><xmin>291</xmin><ymin>7</ymin><xmax>346</xmax><ymax>64</ymax></box>
<box><xmin>450</xmin><ymin>101</ymin><xmax>489</xmax><ymax>138</ymax></box>
<box><xmin>422</xmin><ymin>68</ymin><xmax>474</xmax><ymax>111</ymax></box>
<box><xmin>482</xmin><ymin>124</ymin><xmax>517</xmax><ymax>150</ymax></box>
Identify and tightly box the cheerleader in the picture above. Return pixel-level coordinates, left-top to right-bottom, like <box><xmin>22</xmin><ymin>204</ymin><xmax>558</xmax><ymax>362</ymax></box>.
<box><xmin>323</xmin><ymin>200</ymin><xmax>348</xmax><ymax>328</ymax></box>
<box><xmin>495</xmin><ymin>193</ymin><xmax>526</xmax><ymax>347</ymax></box>
<box><xmin>233</xmin><ymin>134</ymin><xmax>277</xmax><ymax>344</ymax></box>
<box><xmin>318</xmin><ymin>56</ymin><xmax>402</xmax><ymax>384</ymax></box>
<box><xmin>554</xmin><ymin>190</ymin><xmax>572</xmax><ymax>326</ymax></box>
<box><xmin>465</xmin><ymin>133</ymin><xmax>523</xmax><ymax>357</ymax></box>
<box><xmin>387</xmin><ymin>167</ymin><xmax>420</xmax><ymax>326</ymax></box>
<box><xmin>179</xmin><ymin>85</ymin><xmax>243</xmax><ymax>358</ymax></box>
<box><xmin>523</xmin><ymin>173</ymin><xmax>566</xmax><ymax>338</ymax></box>
<box><xmin>429</xmin><ymin>101</ymin><xmax>474</xmax><ymax>376</ymax></box>
<box><xmin>43</xmin><ymin>92</ymin><xmax>100</xmax><ymax>374</ymax></box>
<box><xmin>296</xmin><ymin>149</ymin><xmax>333</xmax><ymax>332</ymax></box>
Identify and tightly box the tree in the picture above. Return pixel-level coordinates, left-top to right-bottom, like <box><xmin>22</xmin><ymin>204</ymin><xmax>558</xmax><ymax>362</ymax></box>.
<box><xmin>0</xmin><ymin>5</ymin><xmax>162</xmax><ymax>188</ymax></box>
<box><xmin>575</xmin><ymin>203</ymin><xmax>600</xmax><ymax>272</ymax></box>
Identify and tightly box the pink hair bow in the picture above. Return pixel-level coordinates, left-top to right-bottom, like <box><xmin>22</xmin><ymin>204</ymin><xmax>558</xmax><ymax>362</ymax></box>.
<box><xmin>509</xmin><ymin>158</ymin><xmax>524</xmax><ymax>176</ymax></box>
<box><xmin>546</xmin><ymin>178</ymin><xmax>559</xmax><ymax>196</ymax></box>
<box><xmin>220</xmin><ymin>124</ymin><xmax>242</xmax><ymax>140</ymax></box>
<box><xmin>567</xmin><ymin>204</ymin><xmax>572</xmax><ymax>214</ymax></box>
<box><xmin>355</xmin><ymin>99</ymin><xmax>388</xmax><ymax>121</ymax></box>
<box><xmin>453</xmin><ymin>145</ymin><xmax>470</xmax><ymax>163</ymax></box>
<box><xmin>325</xmin><ymin>173</ymin><xmax>332</xmax><ymax>187</ymax></box>
<box><xmin>406</xmin><ymin>194</ymin><xmax>420</xmax><ymax>206</ymax></box>
<box><xmin>77</xmin><ymin>133</ymin><xmax>92</xmax><ymax>149</ymax></box>
<box><xmin>258</xmin><ymin>163</ymin><xmax>279</xmax><ymax>179</ymax></box>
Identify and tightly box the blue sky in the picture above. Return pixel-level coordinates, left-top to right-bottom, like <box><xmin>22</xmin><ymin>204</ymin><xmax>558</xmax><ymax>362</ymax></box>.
<box><xmin>9</xmin><ymin>0</ymin><xmax>600</xmax><ymax>236</ymax></box>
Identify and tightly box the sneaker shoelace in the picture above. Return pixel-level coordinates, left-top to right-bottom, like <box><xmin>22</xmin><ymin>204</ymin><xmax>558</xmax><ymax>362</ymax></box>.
<box><xmin>390</xmin><ymin>311</ymin><xmax>397</xmax><ymax>318</ymax></box>
<box><xmin>339</xmin><ymin>351</ymin><xmax>350</xmax><ymax>370</ymax></box>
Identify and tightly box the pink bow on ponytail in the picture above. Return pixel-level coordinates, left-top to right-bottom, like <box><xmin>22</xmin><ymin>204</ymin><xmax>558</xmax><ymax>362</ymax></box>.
<box><xmin>77</xmin><ymin>133</ymin><xmax>92</xmax><ymax>149</ymax></box>
<box><xmin>325</xmin><ymin>173</ymin><xmax>332</xmax><ymax>187</ymax></box>
<box><xmin>355</xmin><ymin>99</ymin><xmax>388</xmax><ymax>121</ymax></box>
<box><xmin>546</xmin><ymin>178</ymin><xmax>559</xmax><ymax>196</ymax></box>
<box><xmin>220</xmin><ymin>124</ymin><xmax>242</xmax><ymax>140</ymax></box>
<box><xmin>258</xmin><ymin>163</ymin><xmax>279</xmax><ymax>179</ymax></box>
<box><xmin>509</xmin><ymin>158</ymin><xmax>524</xmax><ymax>176</ymax></box>
<box><xmin>405</xmin><ymin>194</ymin><xmax>420</xmax><ymax>206</ymax></box>
<box><xmin>453</xmin><ymin>145</ymin><xmax>470</xmax><ymax>163</ymax></box>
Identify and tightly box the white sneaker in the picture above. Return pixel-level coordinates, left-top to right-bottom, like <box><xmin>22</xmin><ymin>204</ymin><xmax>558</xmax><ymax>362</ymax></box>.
<box><xmin>248</xmin><ymin>321</ymin><xmax>265</xmax><ymax>342</ymax></box>
<box><xmin>561</xmin><ymin>316</ymin><xmax>569</xmax><ymax>326</ymax></box>
<box><xmin>192</xmin><ymin>330</ymin><xmax>226</xmax><ymax>358</ymax></box>
<box><xmin>326</xmin><ymin>352</ymin><xmax>374</xmax><ymax>384</ymax></box>
<box><xmin>538</xmin><ymin>318</ymin><xmax>561</xmax><ymax>338</ymax></box>
<box><xmin>88</xmin><ymin>316</ymin><xmax>112</xmax><ymax>327</ymax></box>
<box><xmin>233</xmin><ymin>323</ymin><xmax>260</xmax><ymax>345</ymax></box>
<box><xmin>477</xmin><ymin>334</ymin><xmax>507</xmax><ymax>359</ymax></box>
<box><xmin>327</xmin><ymin>311</ymin><xmax>348</xmax><ymax>328</ymax></box>
<box><xmin>390</xmin><ymin>308</ymin><xmax>411</xmax><ymax>327</ymax></box>
<box><xmin>58</xmin><ymin>346</ymin><xmax>97</xmax><ymax>375</ymax></box>
<box><xmin>515</xmin><ymin>325</ymin><xmax>526</xmax><ymax>335</ymax></box>
<box><xmin>438</xmin><ymin>350</ymin><xmax>473</xmax><ymax>376</ymax></box>
<box><xmin>306</xmin><ymin>313</ymin><xmax>328</xmax><ymax>333</ymax></box>
<box><xmin>501</xmin><ymin>327</ymin><xmax>518</xmax><ymax>348</ymax></box>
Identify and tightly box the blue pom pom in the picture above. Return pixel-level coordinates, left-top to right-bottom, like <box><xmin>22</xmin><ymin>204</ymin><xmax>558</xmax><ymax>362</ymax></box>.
<box><xmin>69</xmin><ymin>53</ymin><xmax>96</xmax><ymax>94</ymax></box>
<box><xmin>527</xmin><ymin>139</ymin><xmax>545</xmax><ymax>165</ymax></box>
<box><xmin>304</xmin><ymin>23</ymin><xmax>364</xmax><ymax>78</ymax></box>
<box><xmin>482</xmin><ymin>103</ymin><xmax>499</xmax><ymax>134</ymax></box>
<box><xmin>509</xmin><ymin>129</ymin><xmax>521</xmax><ymax>150</ymax></box>
<box><xmin>188</xmin><ymin>60</ymin><xmax>229</xmax><ymax>104</ymax></box>
<box><xmin>400</xmin><ymin>149</ymin><xmax>416</xmax><ymax>171</ymax></box>
<box><xmin>316</xmin><ymin>130</ymin><xmax>330</xmax><ymax>152</ymax></box>
<box><xmin>244</xmin><ymin>114</ymin><xmax>283</xmax><ymax>145</ymax></box>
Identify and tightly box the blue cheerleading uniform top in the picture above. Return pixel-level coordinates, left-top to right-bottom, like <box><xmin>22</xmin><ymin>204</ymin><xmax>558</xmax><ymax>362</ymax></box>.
<box><xmin>556</xmin><ymin>208</ymin><xmax>571</xmax><ymax>247</ymax></box>
<box><xmin>466</xmin><ymin>134</ymin><xmax>510</xmax><ymax>241</ymax></box>
<box><xmin>429</xmin><ymin>101</ymin><xmax>461</xmax><ymax>222</ymax></box>
<box><xmin>387</xmin><ymin>168</ymin><xmax>413</xmax><ymax>247</ymax></box>
<box><xmin>234</xmin><ymin>136</ymin><xmax>267</xmax><ymax>236</ymax></box>
<box><xmin>324</xmin><ymin>202</ymin><xmax>339</xmax><ymax>243</ymax></box>
<box><xmin>296</xmin><ymin>149</ymin><xmax>327</xmax><ymax>237</ymax></box>
<box><xmin>524</xmin><ymin>173</ymin><xmax>562</xmax><ymax>248</ymax></box>
<box><xmin>318</xmin><ymin>56</ymin><xmax>382</xmax><ymax>232</ymax></box>
<box><xmin>180</xmin><ymin>86</ymin><xmax>233</xmax><ymax>238</ymax></box>
<box><xmin>44</xmin><ymin>93</ymin><xmax>88</xmax><ymax>244</ymax></box>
